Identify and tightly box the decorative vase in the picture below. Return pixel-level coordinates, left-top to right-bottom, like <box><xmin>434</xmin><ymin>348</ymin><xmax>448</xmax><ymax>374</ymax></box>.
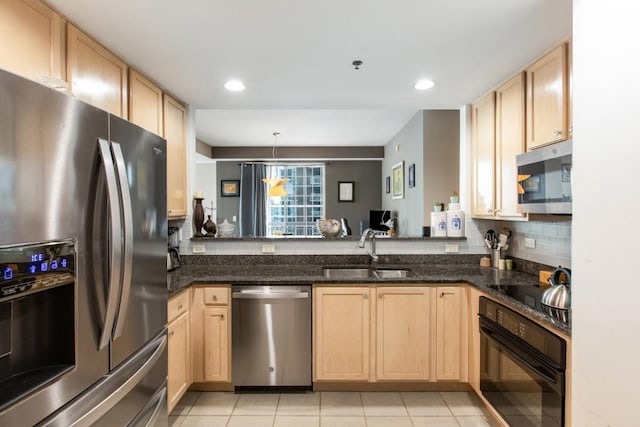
<box><xmin>203</xmin><ymin>215</ymin><xmax>217</xmax><ymax>236</ymax></box>
<box><xmin>434</xmin><ymin>205</ymin><xmax>442</xmax><ymax>212</ymax></box>
<box><xmin>450</xmin><ymin>196</ymin><xmax>459</xmax><ymax>203</ymax></box>
<box><xmin>193</xmin><ymin>197</ymin><xmax>205</xmax><ymax>236</ymax></box>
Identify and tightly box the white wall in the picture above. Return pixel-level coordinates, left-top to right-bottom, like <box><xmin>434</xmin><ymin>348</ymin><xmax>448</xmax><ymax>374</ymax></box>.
<box><xmin>573</xmin><ymin>1</ymin><xmax>640</xmax><ymax>425</ymax></box>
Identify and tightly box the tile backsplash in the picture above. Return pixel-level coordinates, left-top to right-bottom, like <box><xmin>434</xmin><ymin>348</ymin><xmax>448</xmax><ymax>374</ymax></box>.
<box><xmin>473</xmin><ymin>218</ymin><xmax>571</xmax><ymax>269</ymax></box>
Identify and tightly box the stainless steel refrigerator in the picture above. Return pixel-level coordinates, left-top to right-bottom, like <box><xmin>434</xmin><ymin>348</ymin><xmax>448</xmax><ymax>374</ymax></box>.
<box><xmin>0</xmin><ymin>68</ymin><xmax>168</xmax><ymax>426</ymax></box>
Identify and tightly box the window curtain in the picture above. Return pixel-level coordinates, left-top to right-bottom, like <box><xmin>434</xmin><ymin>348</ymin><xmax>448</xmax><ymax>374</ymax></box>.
<box><xmin>238</xmin><ymin>163</ymin><xmax>267</xmax><ymax>237</ymax></box>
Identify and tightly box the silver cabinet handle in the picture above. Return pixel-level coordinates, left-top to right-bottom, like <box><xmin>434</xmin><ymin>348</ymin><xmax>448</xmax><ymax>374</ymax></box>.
<box><xmin>177</xmin><ymin>304</ymin><xmax>183</xmax><ymax>310</ymax></box>
<box><xmin>363</xmin><ymin>292</ymin><xmax>369</xmax><ymax>299</ymax></box>
<box><xmin>378</xmin><ymin>292</ymin><xmax>383</xmax><ymax>298</ymax></box>
<box><xmin>440</xmin><ymin>292</ymin><xmax>455</xmax><ymax>297</ymax></box>
<box><xmin>213</xmin><ymin>295</ymin><xmax>218</xmax><ymax>301</ymax></box>
<box><xmin>554</xmin><ymin>130</ymin><xmax>563</xmax><ymax>136</ymax></box>
<box><xmin>210</xmin><ymin>313</ymin><xmax>224</xmax><ymax>320</ymax></box>
<box><xmin>111</xmin><ymin>142</ymin><xmax>133</xmax><ymax>340</ymax></box>
<box><xmin>97</xmin><ymin>138</ymin><xmax>122</xmax><ymax>351</ymax></box>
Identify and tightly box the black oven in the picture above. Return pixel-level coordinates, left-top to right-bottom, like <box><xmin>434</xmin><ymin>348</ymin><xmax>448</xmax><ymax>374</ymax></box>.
<box><xmin>479</xmin><ymin>297</ymin><xmax>566</xmax><ymax>426</ymax></box>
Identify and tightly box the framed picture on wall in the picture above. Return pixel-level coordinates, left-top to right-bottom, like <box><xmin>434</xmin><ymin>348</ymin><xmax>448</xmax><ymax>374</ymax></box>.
<box><xmin>338</xmin><ymin>181</ymin><xmax>354</xmax><ymax>202</ymax></box>
<box><xmin>221</xmin><ymin>179</ymin><xmax>240</xmax><ymax>197</ymax></box>
<box><xmin>408</xmin><ymin>163</ymin><xmax>415</xmax><ymax>188</ymax></box>
<box><xmin>385</xmin><ymin>176</ymin><xmax>391</xmax><ymax>194</ymax></box>
<box><xmin>392</xmin><ymin>161</ymin><xmax>404</xmax><ymax>199</ymax></box>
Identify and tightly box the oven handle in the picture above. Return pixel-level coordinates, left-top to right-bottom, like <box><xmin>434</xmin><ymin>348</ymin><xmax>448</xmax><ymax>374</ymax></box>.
<box><xmin>480</xmin><ymin>324</ymin><xmax>560</xmax><ymax>385</ymax></box>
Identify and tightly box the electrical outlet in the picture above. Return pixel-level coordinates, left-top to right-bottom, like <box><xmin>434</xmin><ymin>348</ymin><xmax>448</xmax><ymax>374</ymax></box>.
<box><xmin>445</xmin><ymin>244</ymin><xmax>459</xmax><ymax>253</ymax></box>
<box><xmin>525</xmin><ymin>238</ymin><xmax>536</xmax><ymax>249</ymax></box>
<box><xmin>232</xmin><ymin>215</ymin><xmax>237</xmax><ymax>222</ymax></box>
<box><xmin>192</xmin><ymin>244</ymin><xmax>206</xmax><ymax>253</ymax></box>
<box><xmin>262</xmin><ymin>244</ymin><xmax>276</xmax><ymax>254</ymax></box>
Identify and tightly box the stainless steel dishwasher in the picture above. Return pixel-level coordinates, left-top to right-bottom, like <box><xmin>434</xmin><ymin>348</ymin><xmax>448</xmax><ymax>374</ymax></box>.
<box><xmin>232</xmin><ymin>285</ymin><xmax>312</xmax><ymax>389</ymax></box>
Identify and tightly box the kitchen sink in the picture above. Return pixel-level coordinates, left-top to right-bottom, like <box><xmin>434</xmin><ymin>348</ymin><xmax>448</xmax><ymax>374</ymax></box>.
<box><xmin>322</xmin><ymin>268</ymin><xmax>371</xmax><ymax>279</ymax></box>
<box><xmin>373</xmin><ymin>269</ymin><xmax>410</xmax><ymax>279</ymax></box>
<box><xmin>321</xmin><ymin>267</ymin><xmax>411</xmax><ymax>279</ymax></box>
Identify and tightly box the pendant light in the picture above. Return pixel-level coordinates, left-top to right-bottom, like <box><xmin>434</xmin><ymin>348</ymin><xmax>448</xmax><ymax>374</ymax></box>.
<box><xmin>262</xmin><ymin>131</ymin><xmax>288</xmax><ymax>201</ymax></box>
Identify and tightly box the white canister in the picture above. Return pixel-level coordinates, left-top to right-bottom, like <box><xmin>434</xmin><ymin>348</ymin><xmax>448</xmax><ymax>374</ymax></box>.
<box><xmin>431</xmin><ymin>212</ymin><xmax>448</xmax><ymax>237</ymax></box>
<box><xmin>446</xmin><ymin>210</ymin><xmax>465</xmax><ymax>237</ymax></box>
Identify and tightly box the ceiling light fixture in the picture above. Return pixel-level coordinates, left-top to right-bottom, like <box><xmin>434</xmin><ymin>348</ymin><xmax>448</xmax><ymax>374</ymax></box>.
<box><xmin>262</xmin><ymin>132</ymin><xmax>288</xmax><ymax>202</ymax></box>
<box><xmin>224</xmin><ymin>80</ymin><xmax>245</xmax><ymax>91</ymax></box>
<box><xmin>414</xmin><ymin>79</ymin><xmax>436</xmax><ymax>90</ymax></box>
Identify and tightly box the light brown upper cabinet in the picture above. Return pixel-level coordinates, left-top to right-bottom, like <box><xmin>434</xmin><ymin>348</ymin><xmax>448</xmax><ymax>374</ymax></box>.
<box><xmin>375</xmin><ymin>287</ymin><xmax>431</xmax><ymax>381</ymax></box>
<box><xmin>526</xmin><ymin>43</ymin><xmax>569</xmax><ymax>150</ymax></box>
<box><xmin>471</xmin><ymin>73</ymin><xmax>527</xmax><ymax>220</ymax></box>
<box><xmin>495</xmin><ymin>72</ymin><xmax>526</xmax><ymax>218</ymax></box>
<box><xmin>164</xmin><ymin>95</ymin><xmax>187</xmax><ymax>218</ymax></box>
<box><xmin>129</xmin><ymin>69</ymin><xmax>163</xmax><ymax>136</ymax></box>
<box><xmin>67</xmin><ymin>23</ymin><xmax>128</xmax><ymax>119</ymax></box>
<box><xmin>0</xmin><ymin>0</ymin><xmax>65</xmax><ymax>82</ymax></box>
<box><xmin>470</xmin><ymin>92</ymin><xmax>496</xmax><ymax>218</ymax></box>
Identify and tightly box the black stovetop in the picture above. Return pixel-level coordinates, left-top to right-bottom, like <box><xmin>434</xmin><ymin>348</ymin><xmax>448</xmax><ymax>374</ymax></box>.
<box><xmin>487</xmin><ymin>280</ymin><xmax>570</xmax><ymax>324</ymax></box>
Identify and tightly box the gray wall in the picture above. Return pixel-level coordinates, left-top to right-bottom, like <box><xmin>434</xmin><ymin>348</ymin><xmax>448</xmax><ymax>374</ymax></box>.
<box><xmin>382</xmin><ymin>112</ymin><xmax>424</xmax><ymax>236</ymax></box>
<box><xmin>422</xmin><ymin>110</ymin><xmax>460</xmax><ymax>225</ymax></box>
<box><xmin>215</xmin><ymin>160</ymin><xmax>381</xmax><ymax>236</ymax></box>
<box><xmin>325</xmin><ymin>161</ymin><xmax>382</xmax><ymax>234</ymax></box>
<box><xmin>382</xmin><ymin>110</ymin><xmax>460</xmax><ymax>236</ymax></box>
<box><xmin>215</xmin><ymin>162</ymin><xmax>241</xmax><ymax>232</ymax></box>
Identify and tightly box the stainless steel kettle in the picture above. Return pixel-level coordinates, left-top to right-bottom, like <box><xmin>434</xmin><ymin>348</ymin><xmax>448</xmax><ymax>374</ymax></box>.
<box><xmin>541</xmin><ymin>266</ymin><xmax>571</xmax><ymax>309</ymax></box>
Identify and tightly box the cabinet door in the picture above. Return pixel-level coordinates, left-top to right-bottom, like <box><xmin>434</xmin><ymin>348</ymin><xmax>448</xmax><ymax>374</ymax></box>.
<box><xmin>526</xmin><ymin>43</ymin><xmax>568</xmax><ymax>150</ymax></box>
<box><xmin>0</xmin><ymin>0</ymin><xmax>65</xmax><ymax>81</ymax></box>
<box><xmin>470</xmin><ymin>92</ymin><xmax>496</xmax><ymax>217</ymax></box>
<box><xmin>314</xmin><ymin>287</ymin><xmax>370</xmax><ymax>381</ymax></box>
<box><xmin>203</xmin><ymin>307</ymin><xmax>229</xmax><ymax>382</ymax></box>
<box><xmin>495</xmin><ymin>72</ymin><xmax>526</xmax><ymax>218</ymax></box>
<box><xmin>67</xmin><ymin>23</ymin><xmax>128</xmax><ymax>118</ymax></box>
<box><xmin>436</xmin><ymin>287</ymin><xmax>466</xmax><ymax>381</ymax></box>
<box><xmin>164</xmin><ymin>95</ymin><xmax>187</xmax><ymax>218</ymax></box>
<box><xmin>167</xmin><ymin>311</ymin><xmax>190</xmax><ymax>414</ymax></box>
<box><xmin>129</xmin><ymin>68</ymin><xmax>163</xmax><ymax>135</ymax></box>
<box><xmin>376</xmin><ymin>287</ymin><xmax>430</xmax><ymax>380</ymax></box>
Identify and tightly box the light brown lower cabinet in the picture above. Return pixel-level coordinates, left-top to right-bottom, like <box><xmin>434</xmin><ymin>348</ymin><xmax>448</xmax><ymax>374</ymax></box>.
<box><xmin>313</xmin><ymin>286</ymin><xmax>371</xmax><ymax>381</ymax></box>
<box><xmin>375</xmin><ymin>287</ymin><xmax>430</xmax><ymax>380</ymax></box>
<box><xmin>167</xmin><ymin>290</ymin><xmax>190</xmax><ymax>414</ymax></box>
<box><xmin>191</xmin><ymin>286</ymin><xmax>231</xmax><ymax>383</ymax></box>
<box><xmin>435</xmin><ymin>286</ymin><xmax>469</xmax><ymax>381</ymax></box>
<box><xmin>314</xmin><ymin>284</ymin><xmax>467</xmax><ymax>383</ymax></box>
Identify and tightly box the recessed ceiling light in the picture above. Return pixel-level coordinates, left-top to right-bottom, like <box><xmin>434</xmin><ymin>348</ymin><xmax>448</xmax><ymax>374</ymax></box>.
<box><xmin>414</xmin><ymin>79</ymin><xmax>435</xmax><ymax>90</ymax></box>
<box><xmin>224</xmin><ymin>80</ymin><xmax>245</xmax><ymax>91</ymax></box>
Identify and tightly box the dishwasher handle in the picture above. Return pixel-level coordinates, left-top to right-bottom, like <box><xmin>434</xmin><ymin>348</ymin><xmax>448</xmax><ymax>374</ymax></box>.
<box><xmin>232</xmin><ymin>290</ymin><xmax>309</xmax><ymax>299</ymax></box>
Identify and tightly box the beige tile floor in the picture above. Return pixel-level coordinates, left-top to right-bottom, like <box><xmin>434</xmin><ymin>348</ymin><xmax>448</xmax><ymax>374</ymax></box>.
<box><xmin>170</xmin><ymin>391</ymin><xmax>500</xmax><ymax>427</ymax></box>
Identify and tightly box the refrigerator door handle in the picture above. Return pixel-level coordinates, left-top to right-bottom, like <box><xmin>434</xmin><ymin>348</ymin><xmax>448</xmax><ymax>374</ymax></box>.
<box><xmin>40</xmin><ymin>333</ymin><xmax>167</xmax><ymax>427</ymax></box>
<box><xmin>129</xmin><ymin>382</ymin><xmax>166</xmax><ymax>427</ymax></box>
<box><xmin>97</xmin><ymin>138</ymin><xmax>123</xmax><ymax>350</ymax></box>
<box><xmin>110</xmin><ymin>142</ymin><xmax>133</xmax><ymax>339</ymax></box>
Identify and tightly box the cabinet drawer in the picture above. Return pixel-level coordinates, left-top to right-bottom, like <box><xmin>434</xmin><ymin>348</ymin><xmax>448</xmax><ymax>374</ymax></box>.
<box><xmin>168</xmin><ymin>290</ymin><xmax>189</xmax><ymax>323</ymax></box>
<box><xmin>204</xmin><ymin>287</ymin><xmax>229</xmax><ymax>305</ymax></box>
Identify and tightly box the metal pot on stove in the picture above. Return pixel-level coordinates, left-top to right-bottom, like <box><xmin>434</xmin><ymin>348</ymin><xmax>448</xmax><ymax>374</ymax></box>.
<box><xmin>541</xmin><ymin>266</ymin><xmax>571</xmax><ymax>310</ymax></box>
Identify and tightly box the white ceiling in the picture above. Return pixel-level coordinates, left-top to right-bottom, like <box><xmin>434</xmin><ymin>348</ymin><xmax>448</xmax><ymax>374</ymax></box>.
<box><xmin>48</xmin><ymin>0</ymin><xmax>572</xmax><ymax>147</ymax></box>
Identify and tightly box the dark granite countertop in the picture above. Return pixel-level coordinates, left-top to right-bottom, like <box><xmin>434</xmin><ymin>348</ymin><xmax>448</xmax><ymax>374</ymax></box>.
<box><xmin>168</xmin><ymin>255</ymin><xmax>571</xmax><ymax>337</ymax></box>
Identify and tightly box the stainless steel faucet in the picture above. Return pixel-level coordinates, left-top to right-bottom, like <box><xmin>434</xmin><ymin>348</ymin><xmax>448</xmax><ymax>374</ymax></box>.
<box><xmin>358</xmin><ymin>228</ymin><xmax>379</xmax><ymax>262</ymax></box>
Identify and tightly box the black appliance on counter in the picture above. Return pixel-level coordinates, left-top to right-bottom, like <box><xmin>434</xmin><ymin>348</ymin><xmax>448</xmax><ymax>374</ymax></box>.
<box><xmin>479</xmin><ymin>297</ymin><xmax>566</xmax><ymax>426</ymax></box>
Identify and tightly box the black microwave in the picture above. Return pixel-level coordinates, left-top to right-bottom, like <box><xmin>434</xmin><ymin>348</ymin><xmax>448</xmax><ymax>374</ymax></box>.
<box><xmin>516</xmin><ymin>140</ymin><xmax>572</xmax><ymax>214</ymax></box>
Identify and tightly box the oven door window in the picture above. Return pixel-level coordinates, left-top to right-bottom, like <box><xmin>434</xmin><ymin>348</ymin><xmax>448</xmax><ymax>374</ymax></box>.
<box><xmin>481</xmin><ymin>333</ymin><xmax>564</xmax><ymax>426</ymax></box>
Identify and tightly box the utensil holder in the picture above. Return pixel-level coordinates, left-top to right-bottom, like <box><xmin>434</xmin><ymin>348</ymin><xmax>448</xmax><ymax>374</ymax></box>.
<box><xmin>491</xmin><ymin>249</ymin><xmax>503</xmax><ymax>268</ymax></box>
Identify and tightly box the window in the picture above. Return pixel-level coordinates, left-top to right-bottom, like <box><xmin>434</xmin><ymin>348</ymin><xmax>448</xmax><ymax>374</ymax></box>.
<box><xmin>266</xmin><ymin>164</ymin><xmax>325</xmax><ymax>236</ymax></box>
